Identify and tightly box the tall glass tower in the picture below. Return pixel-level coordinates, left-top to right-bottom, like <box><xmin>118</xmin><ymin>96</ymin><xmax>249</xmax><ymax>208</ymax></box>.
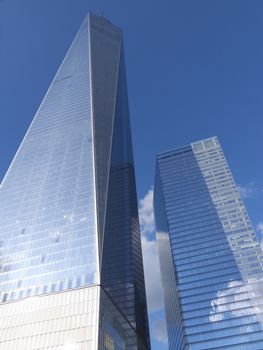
<box><xmin>154</xmin><ymin>136</ymin><xmax>263</xmax><ymax>350</ymax></box>
<box><xmin>0</xmin><ymin>13</ymin><xmax>150</xmax><ymax>350</ymax></box>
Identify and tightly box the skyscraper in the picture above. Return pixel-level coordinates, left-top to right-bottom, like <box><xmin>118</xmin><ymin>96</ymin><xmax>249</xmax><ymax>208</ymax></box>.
<box><xmin>154</xmin><ymin>136</ymin><xmax>263</xmax><ymax>349</ymax></box>
<box><xmin>0</xmin><ymin>13</ymin><xmax>150</xmax><ymax>350</ymax></box>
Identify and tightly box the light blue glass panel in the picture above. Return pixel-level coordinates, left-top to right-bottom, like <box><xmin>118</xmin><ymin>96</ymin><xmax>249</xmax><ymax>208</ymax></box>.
<box><xmin>0</xmin><ymin>16</ymin><xmax>98</xmax><ymax>303</ymax></box>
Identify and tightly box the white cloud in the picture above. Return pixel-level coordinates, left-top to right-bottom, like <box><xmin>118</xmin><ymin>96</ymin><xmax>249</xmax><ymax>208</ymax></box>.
<box><xmin>141</xmin><ymin>235</ymin><xmax>165</xmax><ymax>312</ymax></box>
<box><xmin>238</xmin><ymin>181</ymin><xmax>262</xmax><ymax>199</ymax></box>
<box><xmin>151</xmin><ymin>314</ymin><xmax>168</xmax><ymax>343</ymax></box>
<box><xmin>209</xmin><ymin>280</ymin><xmax>244</xmax><ymax>322</ymax></box>
<box><xmin>139</xmin><ymin>188</ymin><xmax>166</xmax><ymax>312</ymax></box>
<box><xmin>139</xmin><ymin>188</ymin><xmax>168</xmax><ymax>346</ymax></box>
<box><xmin>209</xmin><ymin>279</ymin><xmax>263</xmax><ymax>326</ymax></box>
<box><xmin>139</xmin><ymin>188</ymin><xmax>155</xmax><ymax>237</ymax></box>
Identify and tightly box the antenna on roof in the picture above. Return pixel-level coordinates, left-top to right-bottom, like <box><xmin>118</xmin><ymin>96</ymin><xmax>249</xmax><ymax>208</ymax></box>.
<box><xmin>101</xmin><ymin>10</ymin><xmax>104</xmax><ymax>17</ymax></box>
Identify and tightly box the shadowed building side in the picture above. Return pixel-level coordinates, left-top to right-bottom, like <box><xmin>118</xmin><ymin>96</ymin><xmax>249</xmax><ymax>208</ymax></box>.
<box><xmin>101</xmin><ymin>41</ymin><xmax>150</xmax><ymax>349</ymax></box>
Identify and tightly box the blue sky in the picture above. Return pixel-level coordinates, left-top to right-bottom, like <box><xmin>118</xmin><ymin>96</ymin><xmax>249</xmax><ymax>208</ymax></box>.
<box><xmin>1</xmin><ymin>1</ymin><xmax>263</xmax><ymax>349</ymax></box>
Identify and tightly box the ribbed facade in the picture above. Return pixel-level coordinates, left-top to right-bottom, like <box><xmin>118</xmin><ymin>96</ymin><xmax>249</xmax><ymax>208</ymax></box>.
<box><xmin>154</xmin><ymin>136</ymin><xmax>263</xmax><ymax>350</ymax></box>
<box><xmin>0</xmin><ymin>13</ymin><xmax>150</xmax><ymax>350</ymax></box>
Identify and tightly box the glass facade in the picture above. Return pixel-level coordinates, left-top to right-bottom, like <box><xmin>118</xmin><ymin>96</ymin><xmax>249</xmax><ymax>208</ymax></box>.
<box><xmin>0</xmin><ymin>13</ymin><xmax>150</xmax><ymax>350</ymax></box>
<box><xmin>0</xmin><ymin>14</ymin><xmax>98</xmax><ymax>303</ymax></box>
<box><xmin>154</xmin><ymin>136</ymin><xmax>263</xmax><ymax>349</ymax></box>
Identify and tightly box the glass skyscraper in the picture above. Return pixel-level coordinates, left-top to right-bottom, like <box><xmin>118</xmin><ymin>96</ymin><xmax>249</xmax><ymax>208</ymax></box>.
<box><xmin>0</xmin><ymin>13</ymin><xmax>150</xmax><ymax>350</ymax></box>
<box><xmin>154</xmin><ymin>136</ymin><xmax>263</xmax><ymax>349</ymax></box>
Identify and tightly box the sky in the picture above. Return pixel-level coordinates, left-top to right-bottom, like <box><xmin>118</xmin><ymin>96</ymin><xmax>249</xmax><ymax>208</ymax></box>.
<box><xmin>0</xmin><ymin>1</ymin><xmax>263</xmax><ymax>349</ymax></box>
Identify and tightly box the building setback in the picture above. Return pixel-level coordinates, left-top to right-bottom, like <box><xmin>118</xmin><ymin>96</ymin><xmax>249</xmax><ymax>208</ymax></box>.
<box><xmin>0</xmin><ymin>13</ymin><xmax>150</xmax><ymax>350</ymax></box>
<box><xmin>154</xmin><ymin>136</ymin><xmax>263</xmax><ymax>350</ymax></box>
